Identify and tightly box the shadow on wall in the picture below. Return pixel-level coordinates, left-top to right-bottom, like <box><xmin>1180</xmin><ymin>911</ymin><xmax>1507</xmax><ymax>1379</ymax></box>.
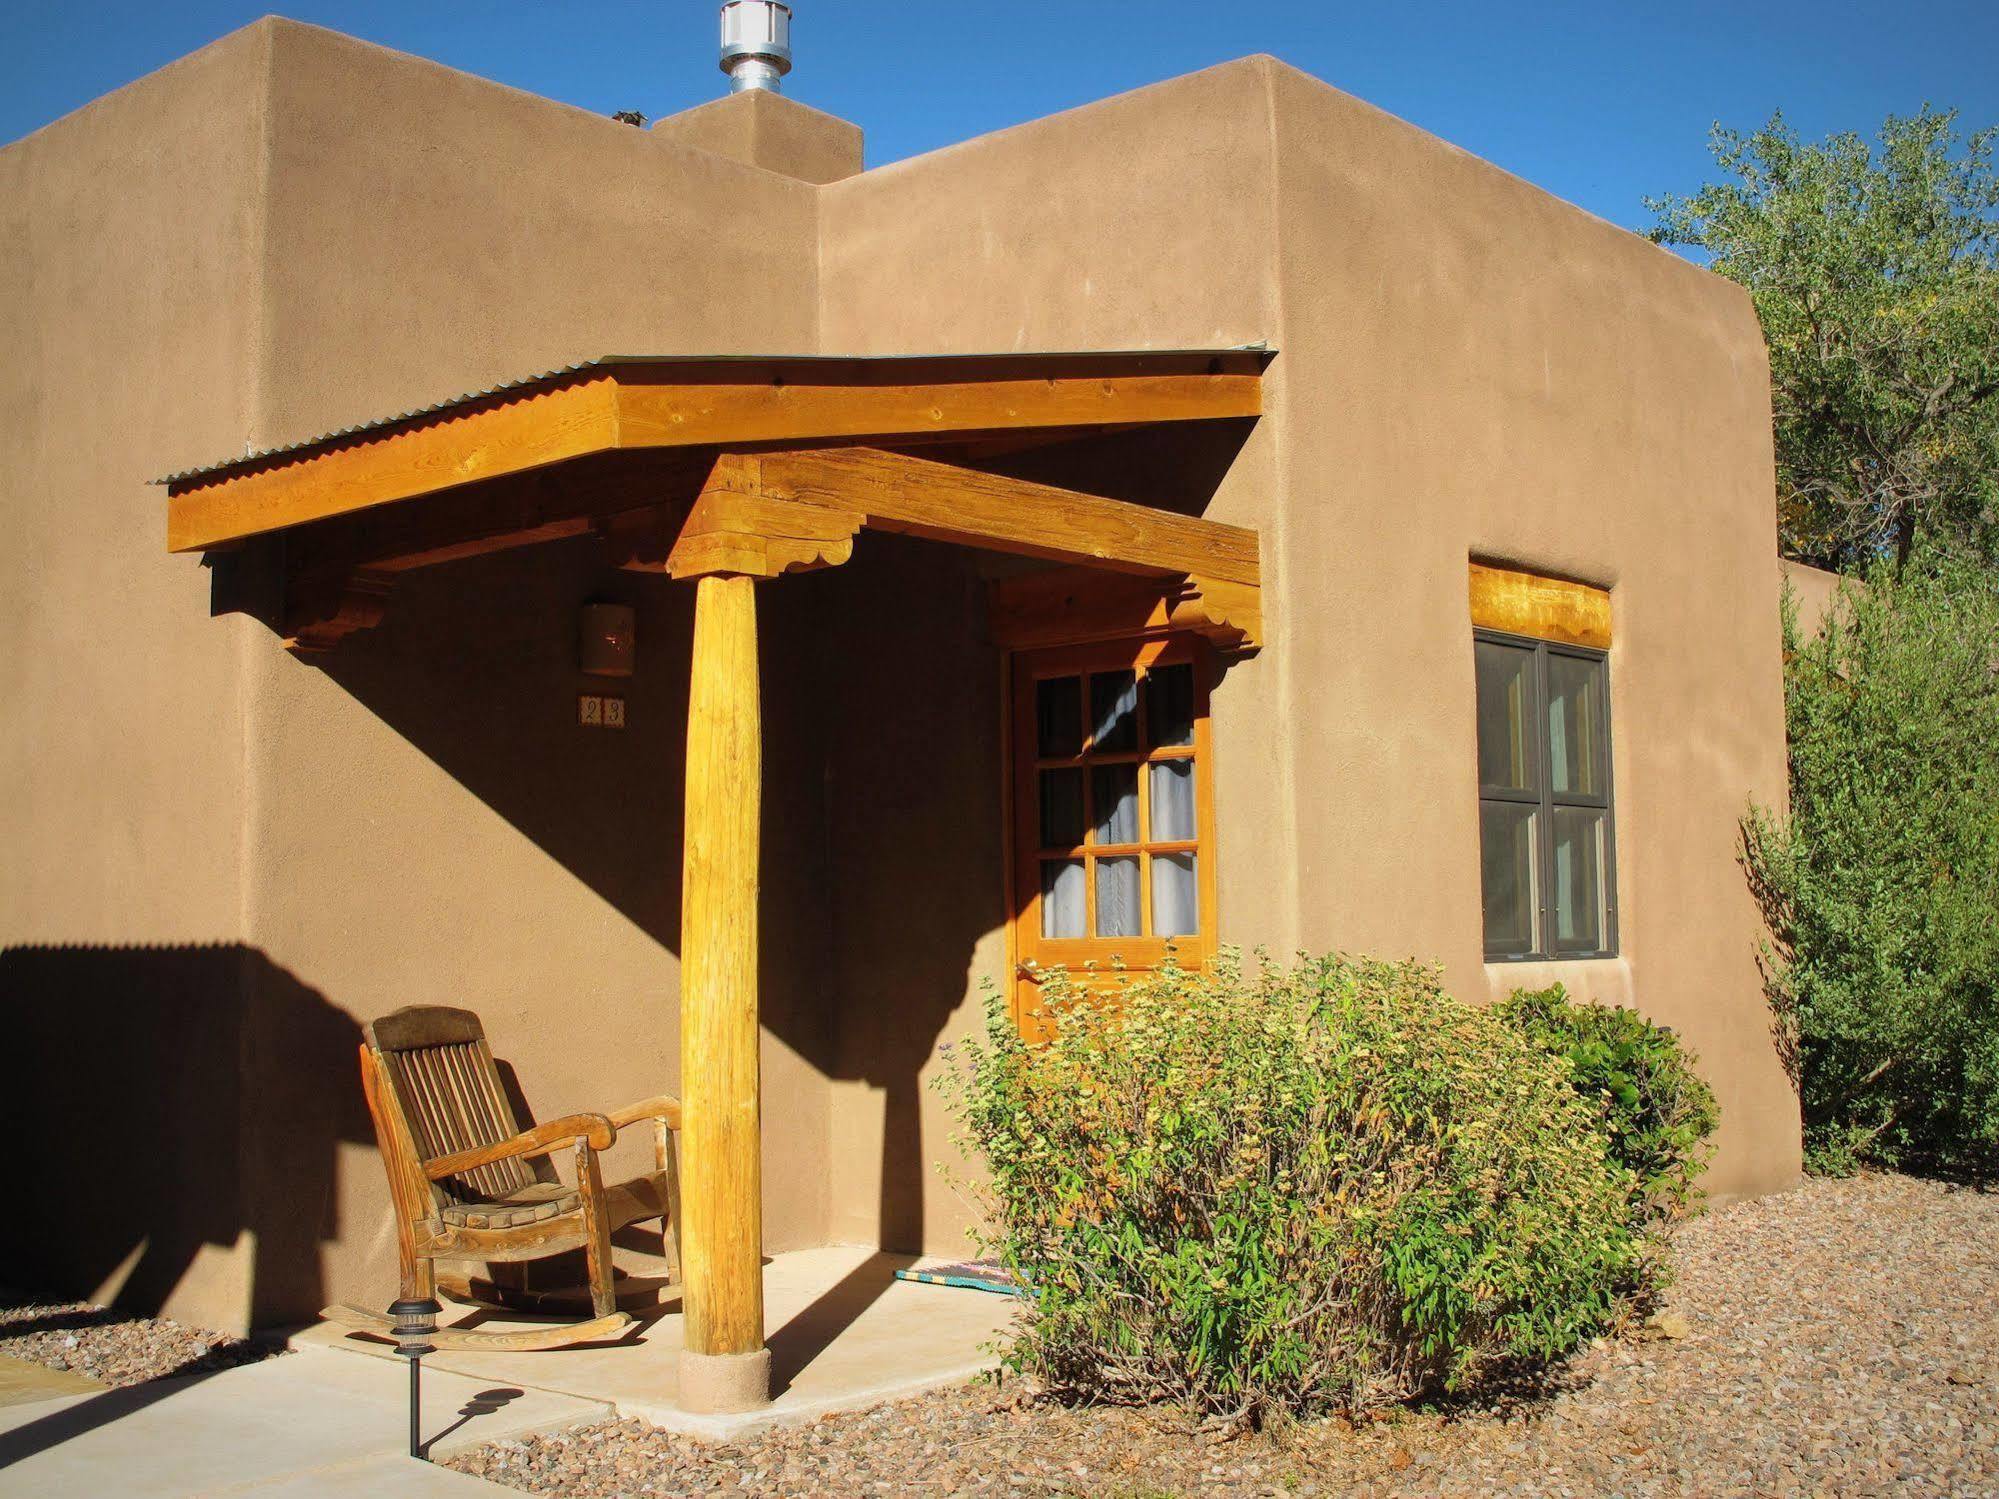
<box><xmin>298</xmin><ymin>531</ymin><xmax>996</xmax><ymax>1260</ymax></box>
<box><xmin>0</xmin><ymin>944</ymin><xmax>371</xmax><ymax>1326</ymax></box>
<box><xmin>181</xmin><ymin>421</ymin><xmax>1253</xmax><ymax>1314</ymax></box>
<box><xmin>810</xmin><ymin>538</ymin><xmax>1006</xmax><ymax>1250</ymax></box>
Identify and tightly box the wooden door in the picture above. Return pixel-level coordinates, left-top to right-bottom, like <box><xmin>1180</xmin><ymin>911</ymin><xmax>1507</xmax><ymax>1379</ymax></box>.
<box><xmin>1007</xmin><ymin>635</ymin><xmax>1218</xmax><ymax>1038</ymax></box>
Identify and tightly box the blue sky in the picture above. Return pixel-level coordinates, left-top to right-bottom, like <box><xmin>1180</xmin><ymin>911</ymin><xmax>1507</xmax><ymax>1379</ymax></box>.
<box><xmin>4</xmin><ymin>2</ymin><xmax>1996</xmax><ymax>232</ymax></box>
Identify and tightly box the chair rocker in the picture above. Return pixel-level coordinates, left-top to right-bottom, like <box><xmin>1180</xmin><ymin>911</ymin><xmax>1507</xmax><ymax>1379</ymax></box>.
<box><xmin>322</xmin><ymin>1005</ymin><xmax>680</xmax><ymax>1353</ymax></box>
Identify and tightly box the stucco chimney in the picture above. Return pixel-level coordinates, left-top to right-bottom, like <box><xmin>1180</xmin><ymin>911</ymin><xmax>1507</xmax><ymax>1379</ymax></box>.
<box><xmin>719</xmin><ymin>1</ymin><xmax>792</xmax><ymax>94</ymax></box>
<box><xmin>655</xmin><ymin>1</ymin><xmax>859</xmax><ymax>182</ymax></box>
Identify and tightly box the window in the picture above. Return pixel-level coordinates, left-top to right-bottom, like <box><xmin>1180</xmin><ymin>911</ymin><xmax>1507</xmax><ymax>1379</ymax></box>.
<box><xmin>1475</xmin><ymin>631</ymin><xmax>1617</xmax><ymax>959</ymax></box>
<box><xmin>1010</xmin><ymin>638</ymin><xmax>1214</xmax><ymax>975</ymax></box>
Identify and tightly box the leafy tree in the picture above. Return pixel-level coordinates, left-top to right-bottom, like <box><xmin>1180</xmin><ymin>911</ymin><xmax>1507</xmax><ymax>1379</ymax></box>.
<box><xmin>1650</xmin><ymin>109</ymin><xmax>1999</xmax><ymax>568</ymax></box>
<box><xmin>1744</xmin><ymin>553</ymin><xmax>1999</xmax><ymax>1174</ymax></box>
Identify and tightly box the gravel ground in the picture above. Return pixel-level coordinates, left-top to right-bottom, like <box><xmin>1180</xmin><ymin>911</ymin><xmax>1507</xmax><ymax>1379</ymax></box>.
<box><xmin>0</xmin><ymin>1291</ymin><xmax>282</xmax><ymax>1388</ymax></box>
<box><xmin>449</xmin><ymin>1172</ymin><xmax>1999</xmax><ymax>1498</ymax></box>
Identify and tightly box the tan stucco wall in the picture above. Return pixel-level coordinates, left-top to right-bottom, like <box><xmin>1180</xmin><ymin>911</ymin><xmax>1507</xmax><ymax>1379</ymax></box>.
<box><xmin>816</xmin><ymin>58</ymin><xmax>1297</xmax><ymax>1251</ymax></box>
<box><xmin>239</xmin><ymin>21</ymin><xmax>840</xmax><ymax>1323</ymax></box>
<box><xmin>3</xmin><ymin>28</ymin><xmax>1801</xmax><ymax>1331</ymax></box>
<box><xmin>0</xmin><ymin>25</ymin><xmax>272</xmax><ymax>1328</ymax></box>
<box><xmin>0</xmin><ymin>27</ymin><xmax>263</xmax><ymax>944</ymax></box>
<box><xmin>3</xmin><ymin>18</ymin><xmax>835</xmax><ymax>1331</ymax></box>
<box><xmin>816</xmin><ymin>55</ymin><xmax>1800</xmax><ymax>1229</ymax></box>
<box><xmin>652</xmin><ymin>89</ymin><xmax>863</xmax><ymax>183</ymax></box>
<box><xmin>1259</xmin><ymin>61</ymin><xmax>1798</xmax><ymax>1202</ymax></box>
<box><xmin>1781</xmin><ymin>558</ymin><xmax>1849</xmax><ymax>639</ymax></box>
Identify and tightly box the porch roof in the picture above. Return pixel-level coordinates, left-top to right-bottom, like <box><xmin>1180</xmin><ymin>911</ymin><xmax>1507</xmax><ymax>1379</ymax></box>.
<box><xmin>161</xmin><ymin>345</ymin><xmax>1270</xmax><ymax>653</ymax></box>
<box><xmin>155</xmin><ymin>346</ymin><xmax>1270</xmax><ymax>1410</ymax></box>
<box><xmin>159</xmin><ymin>347</ymin><xmax>1271</xmax><ymax>553</ymax></box>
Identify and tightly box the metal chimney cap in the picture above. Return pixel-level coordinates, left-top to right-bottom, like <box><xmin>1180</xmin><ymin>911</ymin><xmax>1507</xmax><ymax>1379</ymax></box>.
<box><xmin>719</xmin><ymin>0</ymin><xmax>792</xmax><ymax>94</ymax></box>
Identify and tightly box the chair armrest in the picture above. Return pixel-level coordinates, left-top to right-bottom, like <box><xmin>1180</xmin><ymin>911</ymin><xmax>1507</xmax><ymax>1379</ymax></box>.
<box><xmin>423</xmin><ymin>1112</ymin><xmax>618</xmax><ymax>1182</ymax></box>
<box><xmin>606</xmin><ymin>1094</ymin><xmax>682</xmax><ymax>1131</ymax></box>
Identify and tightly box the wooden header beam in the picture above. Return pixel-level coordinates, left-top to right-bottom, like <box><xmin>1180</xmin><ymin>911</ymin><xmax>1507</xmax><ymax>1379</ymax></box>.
<box><xmin>1468</xmin><ymin>562</ymin><xmax>1611</xmax><ymax>650</ymax></box>
<box><xmin>667</xmin><ymin>447</ymin><xmax>1262</xmax><ymax>646</ymax></box>
<box><xmin>165</xmin><ymin>360</ymin><xmax>1263</xmax><ymax>554</ymax></box>
<box><xmin>724</xmin><ymin>447</ymin><xmax>1259</xmax><ymax>584</ymax></box>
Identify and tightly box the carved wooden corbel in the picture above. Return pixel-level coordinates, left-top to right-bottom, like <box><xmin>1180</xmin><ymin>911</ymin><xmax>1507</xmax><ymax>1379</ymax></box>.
<box><xmin>284</xmin><ymin>566</ymin><xmax>395</xmax><ymax>653</ymax></box>
<box><xmin>656</xmin><ymin>456</ymin><xmax>863</xmax><ymax>581</ymax></box>
<box><xmin>988</xmin><ymin>566</ymin><xmax>1262</xmax><ymax>652</ymax></box>
<box><xmin>1169</xmin><ymin>575</ymin><xmax>1262</xmax><ymax>652</ymax></box>
<box><xmin>593</xmin><ymin>504</ymin><xmax>685</xmax><ymax>573</ymax></box>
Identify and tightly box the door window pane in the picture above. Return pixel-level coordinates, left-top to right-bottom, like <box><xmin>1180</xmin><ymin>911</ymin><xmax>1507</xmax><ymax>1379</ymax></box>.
<box><xmin>1091</xmin><ymin>763</ymin><xmax>1138</xmax><ymax>844</ymax></box>
<box><xmin>1479</xmin><ymin>801</ymin><xmax>1538</xmax><ymax>953</ymax></box>
<box><xmin>1152</xmin><ymin>852</ymin><xmax>1199</xmax><ymax>936</ymax></box>
<box><xmin>1090</xmin><ymin>671</ymin><xmax>1138</xmax><ymax>752</ymax></box>
<box><xmin>1041</xmin><ymin>860</ymin><xmax>1085</xmax><ymax>938</ymax></box>
<box><xmin>1149</xmin><ymin>758</ymin><xmax>1196</xmax><ymax>841</ymax></box>
<box><xmin>1551</xmin><ymin>807</ymin><xmax>1606</xmax><ymax>953</ymax></box>
<box><xmin>1095</xmin><ymin>857</ymin><xmax>1140</xmax><ymax>937</ymax></box>
<box><xmin>1547</xmin><ymin>653</ymin><xmax>1606</xmax><ymax>797</ymax></box>
<box><xmin>1037</xmin><ymin>676</ymin><xmax>1082</xmax><ymax>757</ymax></box>
<box><xmin>1145</xmin><ymin>663</ymin><xmax>1196</xmax><ymax>747</ymax></box>
<box><xmin>1039</xmin><ymin>769</ymin><xmax>1084</xmax><ymax>849</ymax></box>
<box><xmin>1017</xmin><ymin>645</ymin><xmax>1212</xmax><ymax>964</ymax></box>
<box><xmin>1475</xmin><ymin>641</ymin><xmax>1538</xmax><ymax>792</ymax></box>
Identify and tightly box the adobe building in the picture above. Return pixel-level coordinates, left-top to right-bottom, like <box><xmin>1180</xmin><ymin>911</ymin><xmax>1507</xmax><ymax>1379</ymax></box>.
<box><xmin>2</xmin><ymin>13</ymin><xmax>1804</xmax><ymax>1405</ymax></box>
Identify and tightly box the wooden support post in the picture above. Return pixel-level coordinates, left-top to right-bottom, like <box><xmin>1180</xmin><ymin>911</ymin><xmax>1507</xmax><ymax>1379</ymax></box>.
<box><xmin>676</xmin><ymin>572</ymin><xmax>771</xmax><ymax>1413</ymax></box>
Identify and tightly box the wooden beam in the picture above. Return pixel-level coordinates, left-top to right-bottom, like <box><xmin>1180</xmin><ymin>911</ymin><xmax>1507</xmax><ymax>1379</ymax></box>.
<box><xmin>676</xmin><ymin>573</ymin><xmax>770</xmax><ymax>1412</ymax></box>
<box><xmin>169</xmin><ymin>377</ymin><xmax>623</xmax><ymax>554</ymax></box>
<box><xmin>365</xmin><ymin>517</ymin><xmax>594</xmax><ymax>573</ymax></box>
<box><xmin>709</xmin><ymin>447</ymin><xmax>1262</xmax><ymax>587</ymax></box>
<box><xmin>1468</xmin><ymin>562</ymin><xmax>1612</xmax><ymax>649</ymax></box>
<box><xmin>166</xmin><ymin>363</ymin><xmax>1262</xmax><ymax>553</ymax></box>
<box><xmin>283</xmin><ymin>452</ymin><xmax>717</xmax><ymax>576</ymax></box>
<box><xmin>614</xmin><ymin>371</ymin><xmax>1260</xmax><ymax>453</ymax></box>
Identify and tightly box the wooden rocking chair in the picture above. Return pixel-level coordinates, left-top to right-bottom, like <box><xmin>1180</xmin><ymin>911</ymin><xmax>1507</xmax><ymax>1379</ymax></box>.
<box><xmin>322</xmin><ymin>1005</ymin><xmax>680</xmax><ymax>1353</ymax></box>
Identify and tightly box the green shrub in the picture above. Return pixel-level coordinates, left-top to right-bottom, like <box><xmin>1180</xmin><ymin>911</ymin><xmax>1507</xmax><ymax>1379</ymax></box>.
<box><xmin>938</xmin><ymin>951</ymin><xmax>1649</xmax><ymax>1424</ymax></box>
<box><xmin>1745</xmin><ymin>553</ymin><xmax>1999</xmax><ymax>1175</ymax></box>
<box><xmin>1496</xmin><ymin>984</ymin><xmax>1720</xmax><ymax>1226</ymax></box>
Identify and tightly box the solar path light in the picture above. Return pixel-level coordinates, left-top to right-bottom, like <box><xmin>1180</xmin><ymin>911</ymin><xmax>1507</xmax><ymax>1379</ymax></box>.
<box><xmin>388</xmin><ymin>1296</ymin><xmax>441</xmax><ymax>1459</ymax></box>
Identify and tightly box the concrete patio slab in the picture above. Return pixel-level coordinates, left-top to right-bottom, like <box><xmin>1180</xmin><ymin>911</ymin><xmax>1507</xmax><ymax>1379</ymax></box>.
<box><xmin>295</xmin><ymin>1245</ymin><xmax>1019</xmax><ymax>1439</ymax></box>
<box><xmin>227</xmin><ymin>1451</ymin><xmax>509</xmax><ymax>1496</ymax></box>
<box><xmin>0</xmin><ymin>1344</ymin><xmax>604</xmax><ymax>1495</ymax></box>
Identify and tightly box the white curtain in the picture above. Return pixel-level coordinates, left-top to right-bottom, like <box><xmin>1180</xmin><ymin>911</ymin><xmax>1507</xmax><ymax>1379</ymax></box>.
<box><xmin>1152</xmin><ymin>853</ymin><xmax>1199</xmax><ymax>936</ymax></box>
<box><xmin>1095</xmin><ymin>766</ymin><xmax>1138</xmax><ymax>843</ymax></box>
<box><xmin>1149</xmin><ymin>759</ymin><xmax>1195</xmax><ymax>841</ymax></box>
<box><xmin>1042</xmin><ymin>861</ymin><xmax>1085</xmax><ymax>938</ymax></box>
<box><xmin>1096</xmin><ymin>857</ymin><xmax>1140</xmax><ymax>937</ymax></box>
<box><xmin>1092</xmin><ymin>672</ymin><xmax>1138</xmax><ymax>749</ymax></box>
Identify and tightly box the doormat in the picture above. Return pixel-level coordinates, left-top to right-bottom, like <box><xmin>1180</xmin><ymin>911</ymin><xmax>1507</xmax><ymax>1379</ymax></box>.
<box><xmin>893</xmin><ymin>1261</ymin><xmax>1024</xmax><ymax>1296</ymax></box>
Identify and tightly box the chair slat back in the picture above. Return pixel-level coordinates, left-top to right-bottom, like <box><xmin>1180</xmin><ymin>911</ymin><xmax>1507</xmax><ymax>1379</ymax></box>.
<box><xmin>364</xmin><ymin>1006</ymin><xmax>549</xmax><ymax>1202</ymax></box>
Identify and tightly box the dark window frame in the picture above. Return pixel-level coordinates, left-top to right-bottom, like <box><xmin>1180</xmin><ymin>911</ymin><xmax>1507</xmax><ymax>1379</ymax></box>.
<box><xmin>1475</xmin><ymin>628</ymin><xmax>1620</xmax><ymax>962</ymax></box>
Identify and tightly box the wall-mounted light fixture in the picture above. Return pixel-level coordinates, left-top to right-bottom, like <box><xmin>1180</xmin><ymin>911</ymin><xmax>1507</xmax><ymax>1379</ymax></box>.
<box><xmin>579</xmin><ymin>602</ymin><xmax>635</xmax><ymax>677</ymax></box>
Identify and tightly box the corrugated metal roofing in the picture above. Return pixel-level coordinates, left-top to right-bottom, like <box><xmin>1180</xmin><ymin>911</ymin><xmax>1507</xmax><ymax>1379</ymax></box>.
<box><xmin>156</xmin><ymin>345</ymin><xmax>1274</xmax><ymax>486</ymax></box>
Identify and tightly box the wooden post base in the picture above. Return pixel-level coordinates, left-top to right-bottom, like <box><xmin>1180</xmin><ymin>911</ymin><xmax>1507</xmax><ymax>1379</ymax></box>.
<box><xmin>678</xmin><ymin>1347</ymin><xmax>773</xmax><ymax>1414</ymax></box>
